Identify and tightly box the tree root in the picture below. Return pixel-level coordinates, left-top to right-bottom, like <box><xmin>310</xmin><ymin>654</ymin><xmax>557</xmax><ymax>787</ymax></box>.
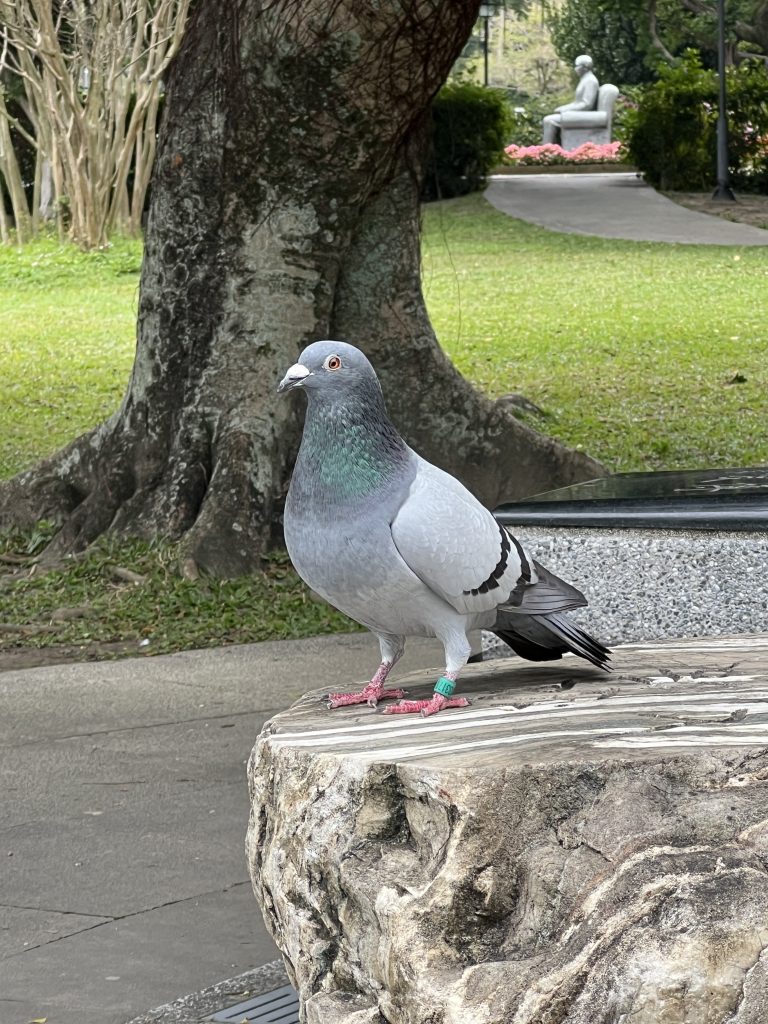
<box><xmin>0</xmin><ymin>411</ymin><xmax>291</xmax><ymax>577</ymax></box>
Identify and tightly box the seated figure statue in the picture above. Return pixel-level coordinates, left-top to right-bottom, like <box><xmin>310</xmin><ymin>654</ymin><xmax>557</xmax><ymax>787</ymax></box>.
<box><xmin>542</xmin><ymin>55</ymin><xmax>599</xmax><ymax>146</ymax></box>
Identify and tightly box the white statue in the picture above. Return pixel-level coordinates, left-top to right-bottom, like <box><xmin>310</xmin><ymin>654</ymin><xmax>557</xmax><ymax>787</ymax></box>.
<box><xmin>542</xmin><ymin>55</ymin><xmax>599</xmax><ymax>146</ymax></box>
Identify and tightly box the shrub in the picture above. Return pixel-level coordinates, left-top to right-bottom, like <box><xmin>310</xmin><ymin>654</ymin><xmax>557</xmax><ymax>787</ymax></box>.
<box><xmin>624</xmin><ymin>51</ymin><xmax>768</xmax><ymax>191</ymax></box>
<box><xmin>504</xmin><ymin>141</ymin><xmax>626</xmax><ymax>165</ymax></box>
<box><xmin>505</xmin><ymin>97</ymin><xmax>554</xmax><ymax>147</ymax></box>
<box><xmin>610</xmin><ymin>86</ymin><xmax>643</xmax><ymax>144</ymax></box>
<box><xmin>423</xmin><ymin>82</ymin><xmax>513</xmax><ymax>201</ymax></box>
<box><xmin>724</xmin><ymin>58</ymin><xmax>768</xmax><ymax>192</ymax></box>
<box><xmin>623</xmin><ymin>52</ymin><xmax>714</xmax><ymax>190</ymax></box>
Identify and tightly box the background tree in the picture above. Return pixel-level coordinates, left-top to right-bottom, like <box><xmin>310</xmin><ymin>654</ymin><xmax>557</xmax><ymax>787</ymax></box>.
<box><xmin>0</xmin><ymin>0</ymin><xmax>191</xmax><ymax>247</ymax></box>
<box><xmin>455</xmin><ymin>1</ymin><xmax>570</xmax><ymax>98</ymax></box>
<box><xmin>0</xmin><ymin>0</ymin><xmax>602</xmax><ymax>577</ymax></box>
<box><xmin>549</xmin><ymin>0</ymin><xmax>656</xmax><ymax>85</ymax></box>
<box><xmin>550</xmin><ymin>0</ymin><xmax>768</xmax><ymax>85</ymax></box>
<box><xmin>624</xmin><ymin>50</ymin><xmax>768</xmax><ymax>189</ymax></box>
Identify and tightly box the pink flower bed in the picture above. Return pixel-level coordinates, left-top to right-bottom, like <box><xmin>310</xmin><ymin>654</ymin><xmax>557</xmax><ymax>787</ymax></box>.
<box><xmin>504</xmin><ymin>141</ymin><xmax>625</xmax><ymax>165</ymax></box>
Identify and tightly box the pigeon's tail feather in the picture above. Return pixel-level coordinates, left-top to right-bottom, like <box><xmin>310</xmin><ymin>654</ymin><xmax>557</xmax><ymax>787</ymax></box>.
<box><xmin>502</xmin><ymin>559</ymin><xmax>588</xmax><ymax>615</ymax></box>
<box><xmin>493</xmin><ymin>610</ymin><xmax>611</xmax><ymax>671</ymax></box>
<box><xmin>493</xmin><ymin>629</ymin><xmax>565</xmax><ymax>663</ymax></box>
<box><xmin>533</xmin><ymin>611</ymin><xmax>612</xmax><ymax>670</ymax></box>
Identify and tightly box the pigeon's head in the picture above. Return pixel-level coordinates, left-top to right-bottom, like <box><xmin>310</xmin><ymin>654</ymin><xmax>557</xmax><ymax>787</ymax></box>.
<box><xmin>277</xmin><ymin>340</ymin><xmax>381</xmax><ymax>399</ymax></box>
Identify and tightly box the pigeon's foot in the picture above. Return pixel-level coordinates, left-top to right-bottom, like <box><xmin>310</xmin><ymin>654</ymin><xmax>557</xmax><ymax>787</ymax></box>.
<box><xmin>383</xmin><ymin>693</ymin><xmax>471</xmax><ymax>717</ymax></box>
<box><xmin>325</xmin><ymin>682</ymin><xmax>406</xmax><ymax>710</ymax></box>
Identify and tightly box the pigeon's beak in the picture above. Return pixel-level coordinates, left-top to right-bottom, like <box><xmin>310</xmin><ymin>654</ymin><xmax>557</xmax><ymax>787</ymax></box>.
<box><xmin>278</xmin><ymin>363</ymin><xmax>312</xmax><ymax>393</ymax></box>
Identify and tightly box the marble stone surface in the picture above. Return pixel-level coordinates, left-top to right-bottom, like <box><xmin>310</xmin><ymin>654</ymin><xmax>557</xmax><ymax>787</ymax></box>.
<box><xmin>247</xmin><ymin>635</ymin><xmax>768</xmax><ymax>1024</ymax></box>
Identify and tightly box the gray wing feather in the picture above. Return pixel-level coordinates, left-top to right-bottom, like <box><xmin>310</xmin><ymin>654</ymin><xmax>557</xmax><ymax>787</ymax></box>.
<box><xmin>390</xmin><ymin>455</ymin><xmax>531</xmax><ymax>615</ymax></box>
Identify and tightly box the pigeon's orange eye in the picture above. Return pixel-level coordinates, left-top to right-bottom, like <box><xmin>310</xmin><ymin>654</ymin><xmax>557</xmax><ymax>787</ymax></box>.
<box><xmin>324</xmin><ymin>355</ymin><xmax>342</xmax><ymax>371</ymax></box>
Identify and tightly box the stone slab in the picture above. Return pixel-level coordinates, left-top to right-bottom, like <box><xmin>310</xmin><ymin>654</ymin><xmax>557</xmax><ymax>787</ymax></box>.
<box><xmin>0</xmin><ymin>904</ymin><xmax>110</xmax><ymax>958</ymax></box>
<box><xmin>248</xmin><ymin>635</ymin><xmax>768</xmax><ymax>1024</ymax></box>
<box><xmin>251</xmin><ymin>636</ymin><xmax>768</xmax><ymax>767</ymax></box>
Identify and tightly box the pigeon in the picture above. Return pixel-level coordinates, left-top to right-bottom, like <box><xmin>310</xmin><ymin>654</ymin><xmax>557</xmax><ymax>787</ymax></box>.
<box><xmin>278</xmin><ymin>340</ymin><xmax>610</xmax><ymax>717</ymax></box>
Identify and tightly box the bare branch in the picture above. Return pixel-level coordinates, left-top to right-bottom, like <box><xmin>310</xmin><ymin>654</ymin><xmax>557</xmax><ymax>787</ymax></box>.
<box><xmin>648</xmin><ymin>0</ymin><xmax>676</xmax><ymax>63</ymax></box>
<box><xmin>0</xmin><ymin>0</ymin><xmax>191</xmax><ymax>245</ymax></box>
<box><xmin>679</xmin><ymin>0</ymin><xmax>712</xmax><ymax>15</ymax></box>
<box><xmin>0</xmin><ymin>102</ymin><xmax>39</xmax><ymax>149</ymax></box>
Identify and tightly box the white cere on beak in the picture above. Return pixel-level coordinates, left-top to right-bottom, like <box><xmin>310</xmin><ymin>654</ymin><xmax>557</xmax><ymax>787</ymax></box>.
<box><xmin>278</xmin><ymin>363</ymin><xmax>312</xmax><ymax>393</ymax></box>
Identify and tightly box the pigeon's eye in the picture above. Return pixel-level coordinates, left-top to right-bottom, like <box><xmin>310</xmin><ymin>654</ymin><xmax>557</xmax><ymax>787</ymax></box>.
<box><xmin>324</xmin><ymin>355</ymin><xmax>342</xmax><ymax>371</ymax></box>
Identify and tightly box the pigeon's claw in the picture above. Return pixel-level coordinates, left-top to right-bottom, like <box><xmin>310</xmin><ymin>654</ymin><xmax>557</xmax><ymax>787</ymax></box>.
<box><xmin>326</xmin><ymin>683</ymin><xmax>406</xmax><ymax>709</ymax></box>
<box><xmin>383</xmin><ymin>694</ymin><xmax>471</xmax><ymax>717</ymax></box>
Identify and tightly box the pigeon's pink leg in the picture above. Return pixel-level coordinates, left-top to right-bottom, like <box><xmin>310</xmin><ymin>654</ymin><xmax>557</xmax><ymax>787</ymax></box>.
<box><xmin>326</xmin><ymin>661</ymin><xmax>405</xmax><ymax>709</ymax></box>
<box><xmin>383</xmin><ymin>674</ymin><xmax>470</xmax><ymax>718</ymax></box>
<box><xmin>383</xmin><ymin>693</ymin><xmax>470</xmax><ymax>717</ymax></box>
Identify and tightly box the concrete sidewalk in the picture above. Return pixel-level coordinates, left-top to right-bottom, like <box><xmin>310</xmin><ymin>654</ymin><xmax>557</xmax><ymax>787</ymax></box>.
<box><xmin>0</xmin><ymin>634</ymin><xmax>443</xmax><ymax>1024</ymax></box>
<box><xmin>486</xmin><ymin>172</ymin><xmax>768</xmax><ymax>245</ymax></box>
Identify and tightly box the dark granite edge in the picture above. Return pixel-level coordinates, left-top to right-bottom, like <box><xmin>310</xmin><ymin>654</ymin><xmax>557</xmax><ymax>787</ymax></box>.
<box><xmin>494</xmin><ymin>510</ymin><xmax>768</xmax><ymax>531</ymax></box>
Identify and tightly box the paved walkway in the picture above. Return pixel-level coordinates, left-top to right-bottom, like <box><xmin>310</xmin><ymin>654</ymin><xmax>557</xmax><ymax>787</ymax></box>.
<box><xmin>485</xmin><ymin>172</ymin><xmax>768</xmax><ymax>245</ymax></box>
<box><xmin>0</xmin><ymin>635</ymin><xmax>443</xmax><ymax>1024</ymax></box>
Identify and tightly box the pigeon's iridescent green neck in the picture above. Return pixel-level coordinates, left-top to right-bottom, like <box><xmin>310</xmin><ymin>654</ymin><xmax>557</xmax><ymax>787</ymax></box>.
<box><xmin>294</xmin><ymin>393</ymin><xmax>408</xmax><ymax>504</ymax></box>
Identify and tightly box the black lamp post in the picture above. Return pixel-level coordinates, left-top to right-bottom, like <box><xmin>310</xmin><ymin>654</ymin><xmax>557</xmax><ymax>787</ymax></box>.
<box><xmin>479</xmin><ymin>3</ymin><xmax>494</xmax><ymax>86</ymax></box>
<box><xmin>713</xmin><ymin>0</ymin><xmax>735</xmax><ymax>200</ymax></box>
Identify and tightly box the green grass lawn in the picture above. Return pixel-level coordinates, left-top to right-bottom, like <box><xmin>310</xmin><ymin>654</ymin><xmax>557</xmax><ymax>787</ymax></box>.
<box><xmin>422</xmin><ymin>194</ymin><xmax>768</xmax><ymax>472</ymax></box>
<box><xmin>2</xmin><ymin>198</ymin><xmax>766</xmax><ymax>483</ymax></box>
<box><xmin>0</xmin><ymin>527</ymin><xmax>352</xmax><ymax>662</ymax></box>
<box><xmin>1</xmin><ymin>200</ymin><xmax>766</xmax><ymax>661</ymax></box>
<box><xmin>0</xmin><ymin>238</ymin><xmax>141</xmax><ymax>478</ymax></box>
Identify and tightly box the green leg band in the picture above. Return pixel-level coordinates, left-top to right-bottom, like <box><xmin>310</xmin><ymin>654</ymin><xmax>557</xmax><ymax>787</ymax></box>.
<box><xmin>434</xmin><ymin>676</ymin><xmax>456</xmax><ymax>698</ymax></box>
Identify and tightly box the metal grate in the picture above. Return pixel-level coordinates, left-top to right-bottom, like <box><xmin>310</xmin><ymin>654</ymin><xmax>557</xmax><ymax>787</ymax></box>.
<box><xmin>207</xmin><ymin>983</ymin><xmax>300</xmax><ymax>1023</ymax></box>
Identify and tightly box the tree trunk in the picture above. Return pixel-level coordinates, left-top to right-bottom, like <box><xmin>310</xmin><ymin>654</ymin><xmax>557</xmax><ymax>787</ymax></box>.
<box><xmin>0</xmin><ymin>99</ymin><xmax>32</xmax><ymax>243</ymax></box>
<box><xmin>332</xmin><ymin>145</ymin><xmax>602</xmax><ymax>508</ymax></box>
<box><xmin>0</xmin><ymin>183</ymin><xmax>9</xmax><ymax>243</ymax></box>
<box><xmin>0</xmin><ymin>0</ymin><xmax>603</xmax><ymax>576</ymax></box>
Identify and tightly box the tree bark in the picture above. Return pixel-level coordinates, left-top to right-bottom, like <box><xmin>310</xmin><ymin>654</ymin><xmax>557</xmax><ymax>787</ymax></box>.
<box><xmin>332</xmin><ymin>143</ymin><xmax>602</xmax><ymax>508</ymax></box>
<box><xmin>0</xmin><ymin>0</ymin><xmax>603</xmax><ymax>576</ymax></box>
<box><xmin>0</xmin><ymin>96</ymin><xmax>32</xmax><ymax>243</ymax></box>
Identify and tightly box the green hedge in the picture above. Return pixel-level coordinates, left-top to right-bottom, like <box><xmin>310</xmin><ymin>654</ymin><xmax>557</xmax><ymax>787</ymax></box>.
<box><xmin>505</xmin><ymin>97</ymin><xmax>552</xmax><ymax>147</ymax></box>
<box><xmin>624</xmin><ymin>51</ymin><xmax>768</xmax><ymax>191</ymax></box>
<box><xmin>423</xmin><ymin>82</ymin><xmax>512</xmax><ymax>201</ymax></box>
